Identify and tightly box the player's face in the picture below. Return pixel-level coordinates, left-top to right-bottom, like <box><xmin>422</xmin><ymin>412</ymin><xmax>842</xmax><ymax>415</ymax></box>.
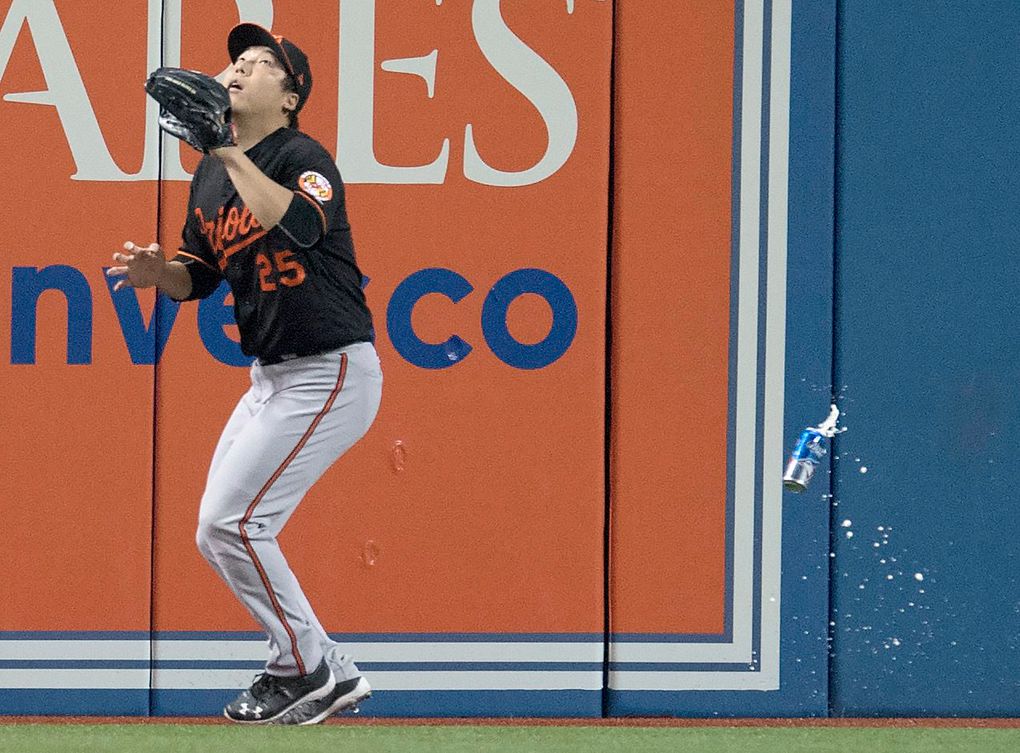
<box><xmin>225</xmin><ymin>46</ymin><xmax>297</xmax><ymax>121</ymax></box>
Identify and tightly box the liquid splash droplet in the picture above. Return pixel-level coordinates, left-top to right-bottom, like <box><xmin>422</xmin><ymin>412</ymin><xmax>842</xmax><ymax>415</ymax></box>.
<box><xmin>443</xmin><ymin>335</ymin><xmax>471</xmax><ymax>363</ymax></box>
<box><xmin>361</xmin><ymin>540</ymin><xmax>380</xmax><ymax>568</ymax></box>
<box><xmin>391</xmin><ymin>440</ymin><xmax>406</xmax><ymax>473</ymax></box>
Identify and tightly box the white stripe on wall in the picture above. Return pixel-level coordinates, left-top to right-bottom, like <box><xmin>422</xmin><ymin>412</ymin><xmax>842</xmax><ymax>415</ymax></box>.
<box><xmin>0</xmin><ymin>666</ymin><xmax>601</xmax><ymax>691</ymax></box>
<box><xmin>612</xmin><ymin>641</ymin><xmax>754</xmax><ymax>664</ymax></box>
<box><xmin>758</xmin><ymin>0</ymin><xmax>792</xmax><ymax>692</ymax></box>
<box><xmin>0</xmin><ymin>670</ymin><xmax>150</xmax><ymax>690</ymax></box>
<box><xmin>0</xmin><ymin>641</ymin><xmax>150</xmax><ymax>661</ymax></box>
<box><xmin>610</xmin><ymin>670</ymin><xmax>778</xmax><ymax>692</ymax></box>
<box><xmin>730</xmin><ymin>0</ymin><xmax>766</xmax><ymax>670</ymax></box>
<box><xmin>155</xmin><ymin>640</ymin><xmax>602</xmax><ymax>663</ymax></box>
<box><xmin>152</xmin><ymin>669</ymin><xmax>601</xmax><ymax>691</ymax></box>
<box><xmin>0</xmin><ymin>640</ymin><xmax>602</xmax><ymax>663</ymax></box>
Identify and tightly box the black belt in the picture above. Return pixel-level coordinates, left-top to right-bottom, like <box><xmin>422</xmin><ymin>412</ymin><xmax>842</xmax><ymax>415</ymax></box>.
<box><xmin>257</xmin><ymin>338</ymin><xmax>369</xmax><ymax>366</ymax></box>
<box><xmin>258</xmin><ymin>348</ymin><xmax>334</xmax><ymax>366</ymax></box>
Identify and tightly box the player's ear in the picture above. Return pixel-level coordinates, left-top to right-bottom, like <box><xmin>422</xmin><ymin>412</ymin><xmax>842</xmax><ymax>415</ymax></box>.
<box><xmin>282</xmin><ymin>91</ymin><xmax>299</xmax><ymax>116</ymax></box>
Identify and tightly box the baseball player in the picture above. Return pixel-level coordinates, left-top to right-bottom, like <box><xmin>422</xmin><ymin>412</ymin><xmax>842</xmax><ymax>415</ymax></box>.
<box><xmin>107</xmin><ymin>24</ymin><xmax>379</xmax><ymax>725</ymax></box>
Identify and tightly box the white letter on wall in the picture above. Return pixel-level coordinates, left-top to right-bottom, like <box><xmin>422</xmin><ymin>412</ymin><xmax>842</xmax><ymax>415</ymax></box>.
<box><xmin>338</xmin><ymin>0</ymin><xmax>450</xmax><ymax>184</ymax></box>
<box><xmin>466</xmin><ymin>0</ymin><xmax>578</xmax><ymax>187</ymax></box>
<box><xmin>0</xmin><ymin>0</ymin><xmax>126</xmax><ymax>180</ymax></box>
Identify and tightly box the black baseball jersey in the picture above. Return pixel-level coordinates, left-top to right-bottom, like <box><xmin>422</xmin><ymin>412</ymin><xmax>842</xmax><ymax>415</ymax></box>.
<box><xmin>173</xmin><ymin>127</ymin><xmax>373</xmax><ymax>363</ymax></box>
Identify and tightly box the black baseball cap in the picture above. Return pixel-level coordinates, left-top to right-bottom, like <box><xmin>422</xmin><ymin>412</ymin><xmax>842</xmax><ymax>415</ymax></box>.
<box><xmin>227</xmin><ymin>23</ymin><xmax>312</xmax><ymax>113</ymax></box>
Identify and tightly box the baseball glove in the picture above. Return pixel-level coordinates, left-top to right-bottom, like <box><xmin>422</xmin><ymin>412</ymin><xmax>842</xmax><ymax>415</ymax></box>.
<box><xmin>145</xmin><ymin>67</ymin><xmax>235</xmax><ymax>153</ymax></box>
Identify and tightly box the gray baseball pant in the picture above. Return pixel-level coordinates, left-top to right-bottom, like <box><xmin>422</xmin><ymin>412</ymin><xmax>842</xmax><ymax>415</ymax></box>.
<box><xmin>195</xmin><ymin>341</ymin><xmax>382</xmax><ymax>677</ymax></box>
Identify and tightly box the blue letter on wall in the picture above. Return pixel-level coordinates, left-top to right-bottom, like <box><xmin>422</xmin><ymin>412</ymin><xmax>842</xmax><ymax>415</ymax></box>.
<box><xmin>103</xmin><ymin>270</ymin><xmax>180</xmax><ymax>365</ymax></box>
<box><xmin>198</xmin><ymin>281</ymin><xmax>254</xmax><ymax>367</ymax></box>
<box><xmin>11</xmin><ymin>265</ymin><xmax>93</xmax><ymax>365</ymax></box>
<box><xmin>481</xmin><ymin>269</ymin><xmax>577</xmax><ymax>369</ymax></box>
<box><xmin>387</xmin><ymin>268</ymin><xmax>473</xmax><ymax>369</ymax></box>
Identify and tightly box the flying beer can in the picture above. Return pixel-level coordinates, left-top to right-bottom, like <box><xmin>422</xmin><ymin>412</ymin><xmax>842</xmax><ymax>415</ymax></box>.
<box><xmin>782</xmin><ymin>428</ymin><xmax>828</xmax><ymax>492</ymax></box>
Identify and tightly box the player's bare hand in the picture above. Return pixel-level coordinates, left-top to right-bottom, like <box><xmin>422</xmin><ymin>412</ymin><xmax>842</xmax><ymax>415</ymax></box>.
<box><xmin>107</xmin><ymin>242</ymin><xmax>168</xmax><ymax>292</ymax></box>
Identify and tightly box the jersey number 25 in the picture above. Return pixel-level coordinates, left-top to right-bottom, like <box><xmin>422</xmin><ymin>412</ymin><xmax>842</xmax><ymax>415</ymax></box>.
<box><xmin>256</xmin><ymin>250</ymin><xmax>306</xmax><ymax>292</ymax></box>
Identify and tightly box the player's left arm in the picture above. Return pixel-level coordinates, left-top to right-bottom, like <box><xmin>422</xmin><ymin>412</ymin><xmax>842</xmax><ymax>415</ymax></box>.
<box><xmin>273</xmin><ymin>145</ymin><xmax>344</xmax><ymax>250</ymax></box>
<box><xmin>212</xmin><ymin>146</ymin><xmax>293</xmax><ymax>230</ymax></box>
<box><xmin>212</xmin><ymin>144</ymin><xmax>341</xmax><ymax>249</ymax></box>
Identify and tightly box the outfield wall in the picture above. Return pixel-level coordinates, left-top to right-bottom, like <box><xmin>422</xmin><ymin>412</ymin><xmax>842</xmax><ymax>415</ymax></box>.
<box><xmin>0</xmin><ymin>0</ymin><xmax>1016</xmax><ymax>718</ymax></box>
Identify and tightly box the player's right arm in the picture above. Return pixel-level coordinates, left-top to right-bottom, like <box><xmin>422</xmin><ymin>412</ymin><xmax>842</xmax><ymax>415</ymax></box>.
<box><xmin>107</xmin><ymin>242</ymin><xmax>193</xmax><ymax>299</ymax></box>
<box><xmin>110</xmin><ymin>162</ymin><xmax>225</xmax><ymax>302</ymax></box>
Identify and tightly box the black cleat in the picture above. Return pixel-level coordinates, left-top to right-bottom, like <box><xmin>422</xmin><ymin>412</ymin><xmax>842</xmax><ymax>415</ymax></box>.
<box><xmin>223</xmin><ymin>659</ymin><xmax>335</xmax><ymax>724</ymax></box>
<box><xmin>274</xmin><ymin>676</ymin><xmax>372</xmax><ymax>725</ymax></box>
